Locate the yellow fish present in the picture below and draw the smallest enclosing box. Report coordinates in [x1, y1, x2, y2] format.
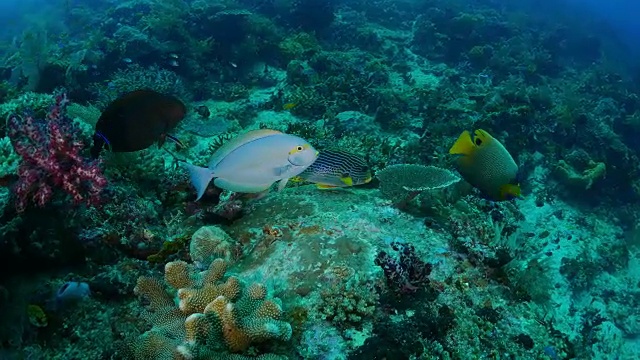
[449, 129, 521, 201]
[283, 102, 297, 110]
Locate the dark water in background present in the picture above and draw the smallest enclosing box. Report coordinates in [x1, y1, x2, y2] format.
[565, 0, 640, 48]
[1, 0, 638, 57]
[502, 0, 640, 60]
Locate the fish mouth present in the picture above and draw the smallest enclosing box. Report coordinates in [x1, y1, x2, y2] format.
[288, 157, 308, 167]
[288, 159, 304, 167]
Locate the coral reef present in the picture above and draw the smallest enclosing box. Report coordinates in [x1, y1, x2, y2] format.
[555, 159, 606, 190]
[1, 0, 640, 359]
[130, 257, 291, 358]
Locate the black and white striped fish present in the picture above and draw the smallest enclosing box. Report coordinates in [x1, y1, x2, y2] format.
[298, 149, 372, 188]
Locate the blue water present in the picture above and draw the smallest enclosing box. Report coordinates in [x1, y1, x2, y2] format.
[0, 0, 639, 359]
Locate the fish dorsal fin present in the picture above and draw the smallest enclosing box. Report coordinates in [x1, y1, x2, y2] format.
[449, 130, 476, 156]
[208, 129, 282, 168]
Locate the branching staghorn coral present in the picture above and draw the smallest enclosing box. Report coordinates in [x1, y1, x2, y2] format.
[131, 258, 291, 359]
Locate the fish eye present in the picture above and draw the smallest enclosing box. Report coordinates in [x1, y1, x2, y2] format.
[475, 138, 483, 146]
[296, 145, 304, 151]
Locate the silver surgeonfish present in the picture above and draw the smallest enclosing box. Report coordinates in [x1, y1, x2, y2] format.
[182, 129, 318, 200]
[298, 149, 372, 188]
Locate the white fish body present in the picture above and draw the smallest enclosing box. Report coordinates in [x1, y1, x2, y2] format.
[183, 129, 317, 200]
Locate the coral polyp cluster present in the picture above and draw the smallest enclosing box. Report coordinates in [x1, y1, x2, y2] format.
[132, 258, 291, 359]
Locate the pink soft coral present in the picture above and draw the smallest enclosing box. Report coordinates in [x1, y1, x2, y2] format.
[7, 93, 107, 211]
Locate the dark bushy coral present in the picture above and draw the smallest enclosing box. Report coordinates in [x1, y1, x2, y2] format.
[374, 240, 432, 294]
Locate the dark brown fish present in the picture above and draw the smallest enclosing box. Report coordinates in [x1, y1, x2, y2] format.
[90, 89, 186, 158]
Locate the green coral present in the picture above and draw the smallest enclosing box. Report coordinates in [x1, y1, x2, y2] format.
[0, 136, 19, 217]
[89, 64, 190, 108]
[146, 233, 190, 264]
[317, 276, 378, 328]
[0, 136, 19, 177]
[278, 32, 320, 61]
[26, 304, 48, 328]
[555, 159, 606, 190]
[0, 92, 55, 130]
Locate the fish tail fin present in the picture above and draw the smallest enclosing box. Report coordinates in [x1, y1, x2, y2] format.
[499, 183, 522, 200]
[182, 162, 214, 201]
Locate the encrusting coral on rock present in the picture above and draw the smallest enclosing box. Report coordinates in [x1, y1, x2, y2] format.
[190, 225, 239, 269]
[554, 159, 606, 190]
[130, 258, 291, 359]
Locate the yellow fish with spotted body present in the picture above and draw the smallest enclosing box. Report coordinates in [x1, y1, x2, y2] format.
[449, 129, 521, 201]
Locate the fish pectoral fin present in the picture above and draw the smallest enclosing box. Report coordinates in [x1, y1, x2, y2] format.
[277, 178, 290, 192]
[157, 134, 166, 148]
[340, 176, 353, 186]
[164, 134, 185, 148]
[274, 164, 292, 177]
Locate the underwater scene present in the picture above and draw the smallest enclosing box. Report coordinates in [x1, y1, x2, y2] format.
[0, 0, 639, 359]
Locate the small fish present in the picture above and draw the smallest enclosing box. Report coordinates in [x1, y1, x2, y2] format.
[168, 60, 179, 67]
[229, 62, 237, 68]
[182, 129, 318, 200]
[122, 58, 132, 64]
[283, 102, 297, 110]
[169, 53, 179, 59]
[90, 89, 186, 158]
[299, 149, 372, 189]
[449, 129, 521, 201]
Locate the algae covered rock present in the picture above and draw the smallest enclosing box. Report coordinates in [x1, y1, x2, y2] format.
[554, 159, 605, 190]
